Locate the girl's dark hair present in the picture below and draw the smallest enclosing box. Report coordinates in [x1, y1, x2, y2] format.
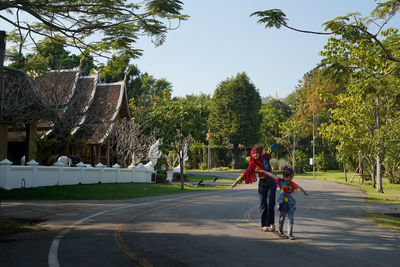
[283, 165, 294, 178]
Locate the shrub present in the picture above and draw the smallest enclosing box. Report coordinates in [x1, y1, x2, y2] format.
[172, 172, 188, 182]
[278, 158, 288, 169]
[155, 171, 167, 183]
[270, 158, 279, 170]
[286, 150, 309, 174]
[211, 167, 229, 171]
[199, 162, 207, 170]
[238, 154, 249, 169]
[316, 152, 328, 172]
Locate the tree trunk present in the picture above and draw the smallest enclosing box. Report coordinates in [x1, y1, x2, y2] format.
[292, 134, 296, 171]
[26, 124, 37, 162]
[376, 154, 383, 193]
[374, 97, 383, 193]
[180, 149, 184, 190]
[0, 32, 6, 161]
[358, 152, 364, 184]
[231, 144, 239, 169]
[343, 159, 347, 182]
[0, 124, 7, 161]
[370, 161, 376, 188]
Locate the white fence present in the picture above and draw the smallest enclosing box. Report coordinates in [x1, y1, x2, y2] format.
[0, 159, 155, 190]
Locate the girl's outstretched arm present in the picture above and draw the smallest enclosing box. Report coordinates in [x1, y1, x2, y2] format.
[297, 184, 309, 196]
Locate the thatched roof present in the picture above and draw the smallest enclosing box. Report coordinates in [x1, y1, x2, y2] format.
[33, 68, 130, 145]
[0, 66, 48, 125]
[75, 81, 130, 144]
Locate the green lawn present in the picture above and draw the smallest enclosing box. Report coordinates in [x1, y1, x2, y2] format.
[363, 213, 400, 232]
[187, 168, 244, 172]
[295, 170, 400, 203]
[0, 182, 229, 201]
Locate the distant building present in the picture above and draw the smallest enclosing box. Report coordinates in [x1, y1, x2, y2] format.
[3, 65, 131, 166]
[261, 92, 284, 103]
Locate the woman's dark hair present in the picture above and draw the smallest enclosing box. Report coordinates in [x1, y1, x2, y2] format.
[283, 165, 294, 178]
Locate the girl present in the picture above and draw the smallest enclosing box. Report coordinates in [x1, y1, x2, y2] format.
[258, 165, 309, 240]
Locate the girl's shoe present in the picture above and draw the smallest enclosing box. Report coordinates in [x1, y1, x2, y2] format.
[261, 226, 269, 232]
[289, 235, 296, 240]
[278, 231, 287, 238]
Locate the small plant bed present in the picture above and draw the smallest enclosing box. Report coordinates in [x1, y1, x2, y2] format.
[0, 217, 46, 241]
[295, 171, 400, 203]
[363, 213, 400, 232]
[186, 174, 235, 183]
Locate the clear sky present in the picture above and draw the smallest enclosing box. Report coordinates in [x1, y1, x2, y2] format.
[133, 0, 396, 99]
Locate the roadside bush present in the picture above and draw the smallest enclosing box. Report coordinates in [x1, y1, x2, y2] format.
[238, 154, 249, 169]
[173, 172, 188, 182]
[270, 158, 279, 170]
[199, 162, 207, 170]
[384, 156, 400, 184]
[211, 167, 229, 171]
[278, 158, 288, 169]
[156, 171, 167, 183]
[286, 150, 309, 173]
[316, 152, 328, 171]
[187, 144, 232, 169]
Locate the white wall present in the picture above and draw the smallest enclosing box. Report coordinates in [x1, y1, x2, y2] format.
[0, 160, 154, 190]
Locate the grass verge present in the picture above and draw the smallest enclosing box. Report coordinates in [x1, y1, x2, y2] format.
[0, 182, 229, 201]
[0, 218, 45, 240]
[295, 170, 400, 203]
[363, 213, 400, 232]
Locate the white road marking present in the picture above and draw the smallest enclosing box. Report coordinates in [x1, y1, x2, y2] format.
[47, 193, 213, 267]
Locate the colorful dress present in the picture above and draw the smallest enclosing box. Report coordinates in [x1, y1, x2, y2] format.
[276, 177, 298, 212]
[261, 142, 278, 172]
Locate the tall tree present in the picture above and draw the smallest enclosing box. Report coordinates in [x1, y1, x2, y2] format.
[139, 91, 209, 189]
[7, 35, 95, 75]
[2, 0, 188, 61]
[134, 74, 173, 107]
[108, 120, 156, 167]
[318, 19, 400, 192]
[259, 99, 291, 148]
[128, 73, 173, 121]
[97, 52, 134, 83]
[251, 0, 400, 192]
[208, 72, 262, 169]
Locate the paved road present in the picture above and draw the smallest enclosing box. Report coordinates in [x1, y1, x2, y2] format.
[1, 174, 399, 267]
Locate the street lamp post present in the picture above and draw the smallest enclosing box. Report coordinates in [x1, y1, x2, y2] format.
[312, 113, 315, 179]
[207, 143, 210, 170]
[206, 130, 211, 170]
[292, 133, 295, 171]
[289, 105, 315, 178]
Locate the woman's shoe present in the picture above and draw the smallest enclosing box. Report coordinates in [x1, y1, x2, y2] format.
[270, 224, 275, 232]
